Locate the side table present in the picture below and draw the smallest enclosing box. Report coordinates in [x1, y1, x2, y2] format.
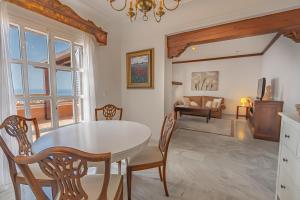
[236, 106, 249, 119]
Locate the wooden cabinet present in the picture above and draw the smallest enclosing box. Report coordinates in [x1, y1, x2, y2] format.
[248, 100, 283, 142]
[276, 113, 300, 200]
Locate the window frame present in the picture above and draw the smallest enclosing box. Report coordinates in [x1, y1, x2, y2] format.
[9, 22, 84, 134]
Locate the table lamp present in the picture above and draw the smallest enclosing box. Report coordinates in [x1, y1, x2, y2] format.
[240, 97, 248, 106]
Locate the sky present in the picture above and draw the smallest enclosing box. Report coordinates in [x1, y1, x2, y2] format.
[131, 55, 149, 65]
[9, 26, 74, 96]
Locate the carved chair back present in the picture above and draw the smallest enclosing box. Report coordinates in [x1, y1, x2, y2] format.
[158, 112, 176, 162]
[14, 147, 112, 200]
[95, 104, 123, 121]
[0, 115, 40, 183]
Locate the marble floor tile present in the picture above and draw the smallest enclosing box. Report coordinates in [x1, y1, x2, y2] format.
[127, 117, 278, 200]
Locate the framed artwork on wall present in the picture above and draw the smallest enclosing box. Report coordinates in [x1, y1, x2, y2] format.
[191, 71, 219, 91]
[126, 48, 154, 89]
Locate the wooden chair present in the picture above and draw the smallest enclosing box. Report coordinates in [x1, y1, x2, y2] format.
[95, 104, 123, 174]
[126, 112, 176, 200]
[95, 104, 123, 121]
[14, 147, 123, 200]
[0, 115, 57, 200]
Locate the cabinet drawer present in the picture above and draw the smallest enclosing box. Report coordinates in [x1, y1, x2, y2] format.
[281, 122, 300, 156]
[280, 145, 300, 189]
[277, 169, 300, 200]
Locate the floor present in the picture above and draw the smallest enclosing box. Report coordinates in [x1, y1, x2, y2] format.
[128, 116, 279, 200]
[0, 116, 279, 200]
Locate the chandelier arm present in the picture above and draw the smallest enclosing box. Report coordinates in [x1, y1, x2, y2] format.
[163, 0, 181, 11]
[109, 0, 128, 11]
[134, 4, 138, 20]
[153, 7, 162, 23]
[130, 3, 138, 22]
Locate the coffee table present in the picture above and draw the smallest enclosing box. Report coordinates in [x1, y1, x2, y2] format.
[174, 105, 212, 123]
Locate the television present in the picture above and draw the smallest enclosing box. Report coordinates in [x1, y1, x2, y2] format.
[257, 78, 266, 101]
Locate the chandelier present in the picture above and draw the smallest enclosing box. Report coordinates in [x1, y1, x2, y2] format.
[107, 0, 182, 22]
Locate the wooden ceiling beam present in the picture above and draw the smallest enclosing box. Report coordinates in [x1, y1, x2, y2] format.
[167, 8, 300, 58]
[6, 0, 107, 45]
[172, 33, 282, 64]
[282, 26, 300, 43]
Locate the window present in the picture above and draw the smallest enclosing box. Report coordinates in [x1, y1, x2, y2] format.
[9, 24, 84, 135]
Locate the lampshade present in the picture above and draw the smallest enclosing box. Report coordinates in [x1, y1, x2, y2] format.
[240, 97, 248, 106]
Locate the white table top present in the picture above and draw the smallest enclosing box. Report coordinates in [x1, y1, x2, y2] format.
[32, 121, 151, 162]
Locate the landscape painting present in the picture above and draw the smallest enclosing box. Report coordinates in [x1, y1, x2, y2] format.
[126, 48, 154, 89]
[191, 71, 219, 91]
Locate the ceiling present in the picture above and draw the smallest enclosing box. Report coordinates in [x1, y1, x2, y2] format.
[172, 34, 277, 62]
[60, 0, 300, 30]
[60, 0, 193, 26]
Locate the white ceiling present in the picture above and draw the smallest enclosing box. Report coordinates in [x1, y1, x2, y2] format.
[60, 0, 193, 27]
[60, 0, 300, 31]
[172, 34, 277, 62]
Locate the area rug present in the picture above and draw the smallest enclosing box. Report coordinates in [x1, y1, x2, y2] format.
[176, 115, 234, 137]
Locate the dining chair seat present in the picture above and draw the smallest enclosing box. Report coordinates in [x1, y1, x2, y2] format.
[79, 174, 123, 200]
[126, 112, 176, 200]
[127, 146, 163, 166]
[16, 163, 52, 181]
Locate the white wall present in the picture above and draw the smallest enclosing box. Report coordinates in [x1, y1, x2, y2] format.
[261, 37, 300, 115]
[121, 33, 166, 140]
[94, 28, 122, 107]
[172, 57, 262, 114]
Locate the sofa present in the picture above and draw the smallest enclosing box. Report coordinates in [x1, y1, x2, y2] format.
[175, 96, 226, 119]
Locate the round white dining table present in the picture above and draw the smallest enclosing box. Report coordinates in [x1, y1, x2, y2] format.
[32, 121, 152, 162]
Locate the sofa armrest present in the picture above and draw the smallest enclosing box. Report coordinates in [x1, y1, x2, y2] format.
[174, 100, 183, 107]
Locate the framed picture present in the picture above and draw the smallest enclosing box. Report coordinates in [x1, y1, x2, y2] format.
[126, 48, 154, 89]
[191, 71, 219, 91]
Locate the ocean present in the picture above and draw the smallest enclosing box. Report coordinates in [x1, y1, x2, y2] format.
[15, 89, 73, 96]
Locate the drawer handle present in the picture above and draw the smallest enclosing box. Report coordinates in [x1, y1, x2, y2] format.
[285, 134, 290, 139]
[281, 185, 286, 190]
[283, 158, 288, 162]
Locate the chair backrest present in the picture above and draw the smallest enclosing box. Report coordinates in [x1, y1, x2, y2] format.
[14, 147, 111, 200]
[159, 112, 176, 161]
[95, 104, 123, 121]
[0, 115, 40, 182]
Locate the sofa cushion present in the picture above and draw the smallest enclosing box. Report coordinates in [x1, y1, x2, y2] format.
[212, 98, 222, 109]
[205, 101, 212, 108]
[185, 96, 202, 106]
[183, 97, 191, 106]
[190, 101, 199, 106]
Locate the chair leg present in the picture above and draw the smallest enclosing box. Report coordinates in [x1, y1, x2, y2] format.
[13, 182, 21, 200]
[118, 160, 122, 175]
[126, 168, 132, 200]
[51, 182, 58, 199]
[162, 164, 169, 197]
[120, 184, 124, 200]
[158, 166, 163, 182]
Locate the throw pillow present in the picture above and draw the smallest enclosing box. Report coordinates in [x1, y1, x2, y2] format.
[190, 101, 199, 106]
[183, 97, 191, 106]
[212, 98, 222, 109]
[205, 101, 212, 108]
[212, 101, 218, 108]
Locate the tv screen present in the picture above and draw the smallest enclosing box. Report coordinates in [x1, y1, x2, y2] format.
[257, 78, 266, 100]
